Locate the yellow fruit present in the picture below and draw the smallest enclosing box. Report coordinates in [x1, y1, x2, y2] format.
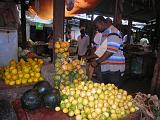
[6, 74, 12, 79]
[33, 78, 39, 82]
[62, 108, 68, 113]
[39, 76, 44, 81]
[9, 59, 17, 65]
[21, 79, 28, 84]
[38, 59, 44, 65]
[9, 81, 15, 86]
[23, 67, 30, 73]
[76, 115, 82, 120]
[34, 58, 38, 62]
[55, 107, 61, 112]
[16, 79, 21, 85]
[18, 73, 23, 78]
[35, 67, 40, 72]
[68, 111, 74, 117]
[30, 72, 35, 77]
[28, 79, 33, 83]
[5, 80, 10, 85]
[35, 73, 40, 78]
[79, 68, 84, 74]
[24, 74, 30, 79]
[11, 69, 18, 74]
[130, 107, 136, 113]
[74, 109, 81, 115]
[12, 75, 18, 80]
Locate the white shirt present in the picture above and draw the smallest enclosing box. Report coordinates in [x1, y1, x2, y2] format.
[140, 38, 149, 47]
[77, 34, 89, 56]
[123, 35, 134, 44]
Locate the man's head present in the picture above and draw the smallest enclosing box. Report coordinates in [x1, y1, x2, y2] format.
[94, 16, 106, 33]
[105, 17, 112, 28]
[80, 28, 86, 35]
[94, 16, 113, 33]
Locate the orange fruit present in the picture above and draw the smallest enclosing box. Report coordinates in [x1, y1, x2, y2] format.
[12, 75, 18, 80]
[55, 42, 61, 49]
[6, 74, 12, 79]
[67, 64, 73, 71]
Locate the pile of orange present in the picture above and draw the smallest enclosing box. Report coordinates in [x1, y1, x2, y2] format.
[55, 41, 70, 54]
[3, 58, 44, 86]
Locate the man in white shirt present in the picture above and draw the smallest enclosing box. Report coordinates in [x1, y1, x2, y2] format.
[77, 28, 90, 60]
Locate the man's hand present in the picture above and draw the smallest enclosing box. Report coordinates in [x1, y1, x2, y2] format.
[91, 61, 98, 67]
[86, 54, 98, 60]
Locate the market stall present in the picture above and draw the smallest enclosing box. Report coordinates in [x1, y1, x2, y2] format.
[0, 0, 160, 120]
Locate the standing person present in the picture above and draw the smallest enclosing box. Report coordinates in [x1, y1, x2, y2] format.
[87, 31, 102, 80]
[123, 30, 134, 44]
[87, 16, 125, 87]
[77, 27, 90, 60]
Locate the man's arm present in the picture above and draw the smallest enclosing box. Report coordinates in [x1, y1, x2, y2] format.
[91, 51, 113, 67]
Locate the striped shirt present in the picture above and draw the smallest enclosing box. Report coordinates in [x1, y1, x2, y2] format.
[95, 25, 125, 72]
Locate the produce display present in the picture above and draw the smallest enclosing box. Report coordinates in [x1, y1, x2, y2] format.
[56, 80, 139, 120]
[53, 41, 88, 89]
[3, 58, 44, 86]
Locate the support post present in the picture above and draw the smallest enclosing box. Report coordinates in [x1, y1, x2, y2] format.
[127, 20, 132, 44]
[21, 0, 27, 48]
[53, 0, 65, 64]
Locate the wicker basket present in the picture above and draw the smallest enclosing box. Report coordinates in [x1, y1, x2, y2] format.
[0, 80, 33, 102]
[121, 110, 141, 120]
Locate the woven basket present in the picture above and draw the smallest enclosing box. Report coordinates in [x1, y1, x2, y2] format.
[0, 80, 33, 102]
[121, 110, 141, 120]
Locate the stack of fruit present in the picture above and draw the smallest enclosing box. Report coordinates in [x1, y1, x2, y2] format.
[55, 80, 139, 120]
[3, 58, 44, 86]
[53, 41, 88, 89]
[55, 41, 70, 60]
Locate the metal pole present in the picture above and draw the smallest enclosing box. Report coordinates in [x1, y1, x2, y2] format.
[21, 0, 27, 49]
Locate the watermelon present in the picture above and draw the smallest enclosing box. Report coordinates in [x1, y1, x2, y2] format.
[21, 89, 41, 110]
[43, 88, 60, 109]
[33, 81, 52, 96]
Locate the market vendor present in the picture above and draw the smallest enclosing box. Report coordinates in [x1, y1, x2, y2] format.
[87, 16, 125, 87]
[77, 27, 90, 60]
